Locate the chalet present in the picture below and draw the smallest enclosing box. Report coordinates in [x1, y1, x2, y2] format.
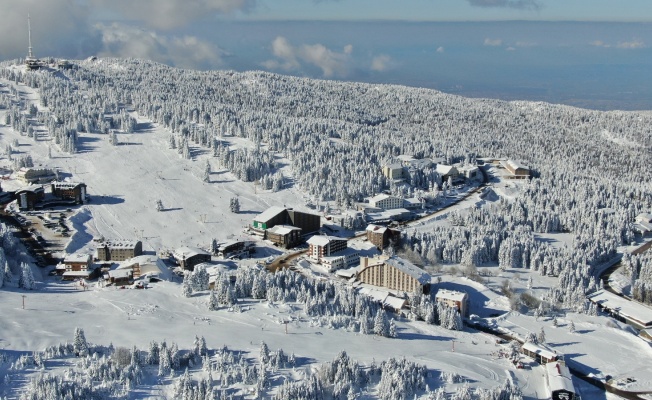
[435, 289, 469, 317]
[501, 160, 530, 179]
[16, 167, 57, 184]
[265, 225, 302, 249]
[366, 224, 401, 250]
[15, 186, 45, 210]
[173, 246, 211, 271]
[107, 269, 133, 285]
[521, 342, 558, 365]
[118, 255, 166, 281]
[62, 253, 98, 281]
[435, 164, 459, 182]
[96, 240, 143, 262]
[368, 194, 403, 210]
[357, 255, 431, 294]
[50, 182, 87, 204]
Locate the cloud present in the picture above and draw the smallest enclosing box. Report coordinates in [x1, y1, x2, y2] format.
[506, 46, 516, 51]
[617, 40, 645, 49]
[97, 23, 223, 69]
[436, 46, 445, 53]
[371, 55, 392, 72]
[484, 38, 503, 46]
[467, 0, 541, 9]
[263, 36, 352, 78]
[591, 39, 645, 49]
[90, 0, 256, 30]
[0, 0, 103, 61]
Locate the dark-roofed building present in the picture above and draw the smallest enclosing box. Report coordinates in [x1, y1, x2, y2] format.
[252, 206, 320, 238]
[266, 225, 302, 249]
[15, 185, 45, 210]
[366, 224, 401, 250]
[51, 182, 87, 204]
[173, 246, 211, 271]
[357, 255, 431, 294]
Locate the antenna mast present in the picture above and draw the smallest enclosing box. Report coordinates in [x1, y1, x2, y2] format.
[27, 14, 34, 60]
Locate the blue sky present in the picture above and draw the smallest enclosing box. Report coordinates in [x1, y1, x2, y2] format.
[242, 0, 652, 22]
[1, 0, 651, 110]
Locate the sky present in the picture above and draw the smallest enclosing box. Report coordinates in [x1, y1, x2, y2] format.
[1, 0, 651, 110]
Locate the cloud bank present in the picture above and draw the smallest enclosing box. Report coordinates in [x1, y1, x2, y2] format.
[262, 36, 353, 78]
[467, 0, 541, 10]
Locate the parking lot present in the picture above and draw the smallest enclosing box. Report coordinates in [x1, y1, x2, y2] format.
[1, 208, 75, 267]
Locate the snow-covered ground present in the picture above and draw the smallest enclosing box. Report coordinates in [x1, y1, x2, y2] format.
[0, 75, 642, 399]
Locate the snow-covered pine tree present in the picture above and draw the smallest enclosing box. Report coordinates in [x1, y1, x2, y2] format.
[230, 197, 240, 213]
[73, 327, 89, 357]
[19, 262, 35, 290]
[156, 199, 164, 212]
[147, 341, 160, 365]
[208, 290, 219, 311]
[389, 318, 398, 338]
[537, 327, 546, 344]
[182, 273, 193, 297]
[373, 308, 390, 337]
[569, 320, 576, 333]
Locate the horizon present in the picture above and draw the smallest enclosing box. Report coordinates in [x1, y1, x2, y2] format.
[2, 2, 651, 111]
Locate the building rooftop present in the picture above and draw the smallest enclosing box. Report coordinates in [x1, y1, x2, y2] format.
[173, 246, 210, 260]
[522, 342, 557, 361]
[545, 362, 575, 394]
[369, 193, 393, 203]
[366, 224, 388, 234]
[385, 256, 431, 284]
[253, 206, 287, 223]
[502, 159, 529, 171]
[52, 182, 85, 189]
[64, 253, 92, 263]
[267, 225, 301, 235]
[99, 239, 141, 249]
[307, 235, 347, 246]
[435, 289, 468, 303]
[587, 290, 652, 327]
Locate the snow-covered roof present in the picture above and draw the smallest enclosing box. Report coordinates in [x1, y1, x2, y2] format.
[384, 256, 431, 284]
[64, 253, 92, 264]
[587, 290, 652, 327]
[267, 225, 301, 235]
[384, 296, 407, 310]
[108, 269, 132, 279]
[98, 239, 141, 249]
[253, 206, 287, 223]
[366, 224, 387, 233]
[384, 162, 403, 170]
[173, 246, 210, 260]
[635, 220, 652, 233]
[62, 270, 92, 277]
[636, 213, 652, 223]
[436, 164, 456, 175]
[369, 193, 393, 203]
[545, 362, 575, 395]
[52, 182, 85, 189]
[435, 289, 468, 303]
[307, 235, 346, 246]
[521, 342, 557, 361]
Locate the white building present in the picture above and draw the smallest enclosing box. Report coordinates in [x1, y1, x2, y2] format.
[435, 289, 469, 317]
[368, 194, 403, 210]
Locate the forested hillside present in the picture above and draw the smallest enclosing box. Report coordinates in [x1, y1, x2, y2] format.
[1, 58, 651, 306]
